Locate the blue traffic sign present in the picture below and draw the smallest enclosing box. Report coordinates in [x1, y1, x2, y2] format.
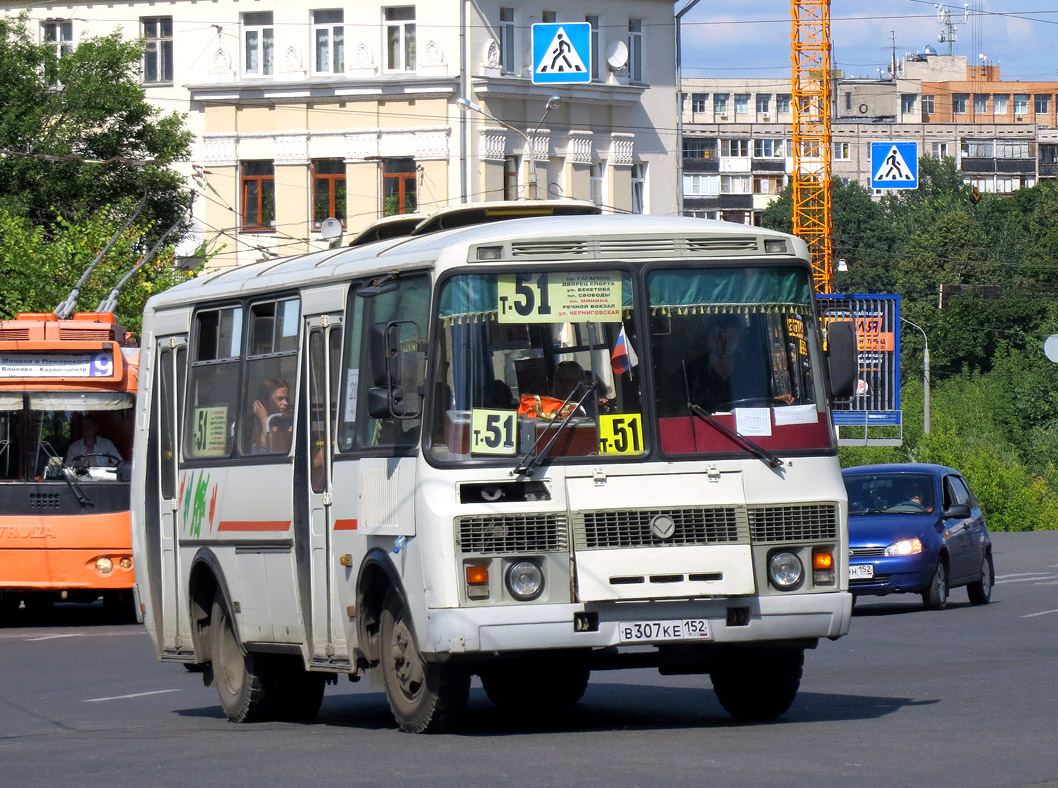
[532, 23, 592, 85]
[870, 141, 918, 189]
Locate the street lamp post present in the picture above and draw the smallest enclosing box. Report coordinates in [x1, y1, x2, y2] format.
[457, 95, 560, 200]
[901, 317, 930, 435]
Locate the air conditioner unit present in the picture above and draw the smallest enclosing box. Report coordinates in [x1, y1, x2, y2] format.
[1015, 114, 1024, 121]
[761, 113, 770, 120]
[719, 113, 728, 120]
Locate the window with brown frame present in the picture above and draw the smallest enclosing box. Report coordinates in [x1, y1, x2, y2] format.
[382, 158, 417, 216]
[312, 159, 347, 227]
[241, 161, 275, 231]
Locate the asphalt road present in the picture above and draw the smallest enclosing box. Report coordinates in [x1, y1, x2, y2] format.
[2, 531, 1057, 788]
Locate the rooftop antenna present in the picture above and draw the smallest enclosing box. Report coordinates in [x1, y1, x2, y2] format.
[935, 3, 968, 57]
[54, 191, 148, 318]
[96, 211, 186, 314]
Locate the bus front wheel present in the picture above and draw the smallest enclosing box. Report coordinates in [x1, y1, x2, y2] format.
[710, 646, 804, 721]
[379, 589, 469, 733]
[209, 593, 274, 723]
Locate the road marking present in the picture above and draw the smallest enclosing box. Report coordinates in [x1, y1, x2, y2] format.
[25, 634, 85, 642]
[995, 575, 1057, 585]
[1022, 609, 1058, 618]
[996, 572, 1050, 579]
[84, 689, 182, 703]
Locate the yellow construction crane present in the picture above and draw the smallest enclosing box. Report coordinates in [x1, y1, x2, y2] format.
[790, 0, 833, 293]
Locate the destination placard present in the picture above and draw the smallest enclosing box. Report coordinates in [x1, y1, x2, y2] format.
[0, 350, 114, 379]
[496, 272, 622, 323]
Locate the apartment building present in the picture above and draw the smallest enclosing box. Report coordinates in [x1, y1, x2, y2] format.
[682, 52, 1058, 224]
[5, 1, 678, 268]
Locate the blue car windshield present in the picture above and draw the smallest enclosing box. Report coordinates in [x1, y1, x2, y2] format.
[845, 473, 936, 514]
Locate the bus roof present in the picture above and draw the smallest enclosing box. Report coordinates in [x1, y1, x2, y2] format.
[145, 214, 809, 312]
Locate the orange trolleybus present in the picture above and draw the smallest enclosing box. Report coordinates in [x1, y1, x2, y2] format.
[0, 311, 138, 619]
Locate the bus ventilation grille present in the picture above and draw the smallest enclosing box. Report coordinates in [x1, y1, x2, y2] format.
[59, 328, 115, 341]
[28, 493, 62, 510]
[748, 504, 838, 543]
[574, 507, 745, 550]
[457, 513, 568, 555]
[0, 328, 31, 341]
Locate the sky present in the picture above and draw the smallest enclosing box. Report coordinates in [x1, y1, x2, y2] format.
[679, 1, 1058, 83]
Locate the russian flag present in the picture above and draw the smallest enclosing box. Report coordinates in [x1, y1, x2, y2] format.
[611, 326, 639, 375]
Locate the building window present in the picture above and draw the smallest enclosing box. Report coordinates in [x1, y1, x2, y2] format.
[974, 94, 988, 113]
[585, 15, 599, 81]
[499, 8, 515, 75]
[542, 11, 557, 23]
[993, 94, 1008, 114]
[756, 95, 771, 115]
[734, 94, 749, 114]
[1041, 145, 1058, 164]
[242, 161, 276, 230]
[627, 19, 643, 83]
[1014, 94, 1028, 115]
[932, 142, 951, 158]
[753, 138, 785, 158]
[242, 13, 274, 76]
[714, 94, 729, 117]
[1035, 95, 1050, 114]
[503, 155, 520, 201]
[691, 93, 707, 113]
[312, 159, 346, 227]
[900, 94, 916, 114]
[962, 140, 994, 158]
[996, 141, 1029, 158]
[589, 162, 605, 206]
[753, 175, 784, 195]
[42, 19, 73, 62]
[833, 141, 851, 160]
[382, 158, 417, 215]
[776, 94, 791, 113]
[921, 95, 935, 115]
[682, 137, 715, 159]
[952, 94, 967, 114]
[683, 174, 718, 196]
[313, 10, 345, 74]
[384, 7, 415, 72]
[720, 139, 750, 157]
[631, 162, 645, 214]
[142, 17, 173, 84]
[720, 175, 751, 194]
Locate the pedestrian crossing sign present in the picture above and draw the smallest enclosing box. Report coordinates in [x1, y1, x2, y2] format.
[532, 23, 592, 84]
[870, 141, 919, 189]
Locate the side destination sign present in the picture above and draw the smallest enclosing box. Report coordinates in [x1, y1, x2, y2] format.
[0, 349, 115, 379]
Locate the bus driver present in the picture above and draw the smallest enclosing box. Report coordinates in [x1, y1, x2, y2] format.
[66, 413, 123, 467]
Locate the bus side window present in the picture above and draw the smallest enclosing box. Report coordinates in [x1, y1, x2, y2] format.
[240, 297, 300, 456]
[355, 275, 430, 449]
[186, 306, 243, 459]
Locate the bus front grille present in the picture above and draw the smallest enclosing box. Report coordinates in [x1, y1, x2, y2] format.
[573, 507, 746, 550]
[748, 504, 839, 543]
[457, 513, 569, 555]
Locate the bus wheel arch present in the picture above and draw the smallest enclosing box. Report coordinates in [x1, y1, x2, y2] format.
[355, 549, 407, 666]
[188, 549, 235, 667]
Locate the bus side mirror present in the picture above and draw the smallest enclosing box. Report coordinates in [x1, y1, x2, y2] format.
[367, 386, 408, 419]
[826, 321, 857, 398]
[369, 321, 402, 387]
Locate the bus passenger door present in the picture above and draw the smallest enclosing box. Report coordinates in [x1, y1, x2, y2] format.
[299, 316, 344, 662]
[154, 339, 191, 652]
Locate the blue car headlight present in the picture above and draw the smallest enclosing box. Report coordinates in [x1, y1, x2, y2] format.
[884, 538, 923, 557]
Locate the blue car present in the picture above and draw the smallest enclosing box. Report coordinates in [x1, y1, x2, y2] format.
[842, 463, 994, 609]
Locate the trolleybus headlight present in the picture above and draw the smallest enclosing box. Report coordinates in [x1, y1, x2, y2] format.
[767, 550, 804, 591]
[505, 560, 544, 601]
[95, 556, 114, 574]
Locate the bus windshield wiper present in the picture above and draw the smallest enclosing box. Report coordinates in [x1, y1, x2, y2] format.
[687, 403, 783, 469]
[61, 466, 95, 508]
[512, 381, 596, 477]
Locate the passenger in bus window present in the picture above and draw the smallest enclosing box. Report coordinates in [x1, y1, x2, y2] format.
[66, 414, 123, 467]
[252, 377, 292, 453]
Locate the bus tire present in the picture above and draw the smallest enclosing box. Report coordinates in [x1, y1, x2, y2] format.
[710, 647, 804, 721]
[379, 589, 469, 733]
[209, 593, 274, 723]
[480, 661, 590, 709]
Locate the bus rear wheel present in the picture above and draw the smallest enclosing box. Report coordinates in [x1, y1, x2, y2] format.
[710, 646, 804, 721]
[209, 593, 274, 723]
[379, 589, 469, 733]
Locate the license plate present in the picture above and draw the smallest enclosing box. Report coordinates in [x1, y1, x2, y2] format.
[617, 619, 711, 643]
[849, 564, 875, 580]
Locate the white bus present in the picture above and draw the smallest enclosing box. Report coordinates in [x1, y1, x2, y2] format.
[132, 205, 857, 733]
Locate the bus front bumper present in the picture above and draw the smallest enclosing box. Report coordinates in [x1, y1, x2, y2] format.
[421, 591, 852, 657]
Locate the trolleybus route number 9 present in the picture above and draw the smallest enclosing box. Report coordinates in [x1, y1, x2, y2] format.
[619, 619, 711, 642]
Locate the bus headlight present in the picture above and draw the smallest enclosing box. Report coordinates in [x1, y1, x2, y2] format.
[505, 560, 544, 601]
[95, 556, 114, 574]
[767, 550, 804, 591]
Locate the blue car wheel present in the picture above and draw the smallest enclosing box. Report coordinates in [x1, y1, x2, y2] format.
[922, 560, 948, 610]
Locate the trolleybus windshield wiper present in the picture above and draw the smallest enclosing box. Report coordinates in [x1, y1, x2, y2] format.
[687, 403, 783, 469]
[512, 381, 597, 478]
[61, 466, 95, 508]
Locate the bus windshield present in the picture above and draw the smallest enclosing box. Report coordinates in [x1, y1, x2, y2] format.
[429, 270, 645, 462]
